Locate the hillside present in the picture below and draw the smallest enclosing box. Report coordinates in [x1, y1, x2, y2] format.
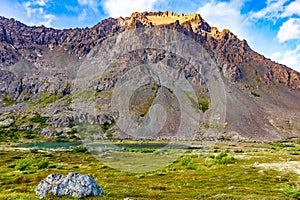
[0, 11, 300, 142]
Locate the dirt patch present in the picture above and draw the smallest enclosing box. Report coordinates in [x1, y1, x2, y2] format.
[256, 161, 300, 174]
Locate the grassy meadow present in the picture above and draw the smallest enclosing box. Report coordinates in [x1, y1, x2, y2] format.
[0, 140, 299, 199]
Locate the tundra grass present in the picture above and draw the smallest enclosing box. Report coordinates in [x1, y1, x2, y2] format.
[0, 142, 299, 200]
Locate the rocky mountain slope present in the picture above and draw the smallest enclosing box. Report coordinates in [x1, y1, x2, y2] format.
[0, 11, 299, 142]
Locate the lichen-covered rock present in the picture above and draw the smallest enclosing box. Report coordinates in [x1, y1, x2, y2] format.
[35, 173, 103, 199]
[38, 128, 55, 137]
[0, 118, 14, 127]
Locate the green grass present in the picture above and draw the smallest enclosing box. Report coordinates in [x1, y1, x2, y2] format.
[15, 157, 34, 171]
[1, 96, 15, 107]
[37, 158, 49, 169]
[37, 93, 63, 106]
[29, 113, 49, 124]
[281, 184, 300, 199]
[0, 140, 299, 199]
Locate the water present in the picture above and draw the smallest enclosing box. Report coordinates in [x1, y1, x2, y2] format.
[19, 142, 188, 150]
[20, 142, 83, 149]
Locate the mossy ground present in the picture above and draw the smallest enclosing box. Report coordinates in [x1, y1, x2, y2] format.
[0, 140, 299, 199]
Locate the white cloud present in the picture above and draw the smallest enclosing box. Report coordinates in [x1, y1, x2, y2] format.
[197, 0, 248, 39]
[35, 0, 48, 6]
[248, 0, 288, 20]
[281, 0, 300, 17]
[248, 0, 300, 20]
[101, 0, 159, 18]
[21, 0, 56, 27]
[43, 14, 56, 27]
[23, 2, 44, 17]
[277, 18, 300, 42]
[78, 9, 88, 21]
[272, 45, 300, 72]
[78, 0, 99, 11]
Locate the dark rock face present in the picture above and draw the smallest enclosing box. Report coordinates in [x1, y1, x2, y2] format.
[35, 173, 104, 199]
[0, 11, 300, 141]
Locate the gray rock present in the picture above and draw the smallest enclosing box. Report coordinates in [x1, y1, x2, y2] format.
[38, 128, 54, 137]
[35, 172, 103, 199]
[46, 113, 75, 128]
[35, 174, 64, 199]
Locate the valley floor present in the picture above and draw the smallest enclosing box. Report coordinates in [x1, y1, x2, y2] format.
[0, 140, 300, 199]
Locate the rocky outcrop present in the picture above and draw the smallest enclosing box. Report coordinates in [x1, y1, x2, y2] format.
[35, 172, 103, 199]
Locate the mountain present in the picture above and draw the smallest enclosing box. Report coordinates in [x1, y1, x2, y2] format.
[0, 11, 300, 142]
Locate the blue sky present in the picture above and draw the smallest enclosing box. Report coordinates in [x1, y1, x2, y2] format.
[0, 0, 300, 72]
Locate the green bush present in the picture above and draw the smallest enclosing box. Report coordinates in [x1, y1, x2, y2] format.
[72, 145, 88, 153]
[100, 120, 115, 133]
[213, 151, 235, 165]
[37, 158, 49, 169]
[15, 157, 34, 171]
[281, 184, 300, 199]
[233, 149, 244, 153]
[251, 91, 261, 97]
[199, 98, 209, 112]
[179, 156, 193, 166]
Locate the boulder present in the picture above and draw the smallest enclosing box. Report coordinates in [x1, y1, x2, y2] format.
[38, 128, 55, 137]
[35, 172, 103, 199]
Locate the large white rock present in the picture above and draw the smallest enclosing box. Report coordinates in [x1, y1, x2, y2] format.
[35, 172, 103, 199]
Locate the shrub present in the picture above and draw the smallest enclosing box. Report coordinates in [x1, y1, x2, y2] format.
[72, 145, 88, 153]
[37, 158, 49, 169]
[199, 98, 209, 112]
[251, 91, 261, 97]
[213, 151, 235, 165]
[281, 184, 300, 199]
[15, 157, 34, 171]
[100, 120, 115, 133]
[179, 156, 193, 166]
[233, 149, 244, 153]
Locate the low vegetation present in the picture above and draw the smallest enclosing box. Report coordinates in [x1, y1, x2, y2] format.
[1, 96, 15, 107]
[251, 91, 261, 97]
[198, 98, 210, 112]
[281, 184, 300, 199]
[0, 140, 299, 199]
[29, 113, 49, 124]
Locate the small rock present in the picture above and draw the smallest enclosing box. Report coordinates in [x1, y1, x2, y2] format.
[0, 118, 14, 127]
[258, 170, 264, 175]
[228, 186, 234, 190]
[287, 158, 292, 161]
[35, 172, 103, 199]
